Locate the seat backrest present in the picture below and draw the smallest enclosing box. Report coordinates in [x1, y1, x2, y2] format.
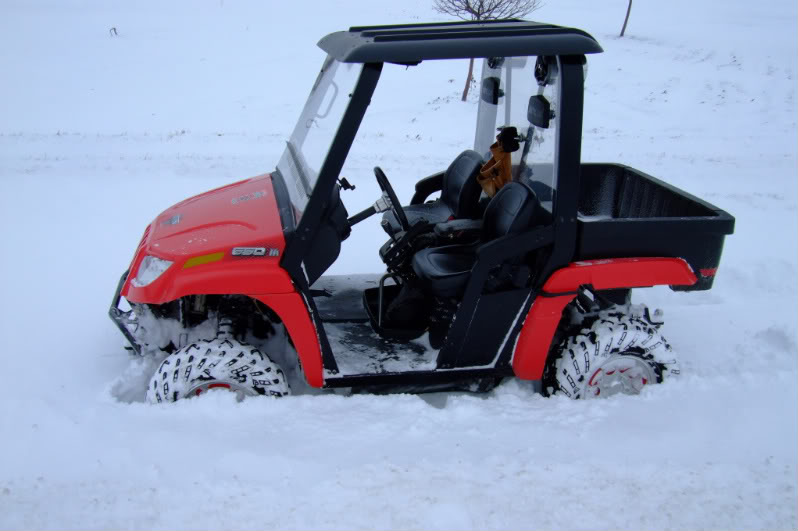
[441, 150, 484, 219]
[481, 181, 540, 242]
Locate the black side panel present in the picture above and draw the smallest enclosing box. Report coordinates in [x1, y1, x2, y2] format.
[324, 367, 514, 390]
[454, 288, 530, 367]
[436, 226, 554, 368]
[304, 225, 342, 285]
[303, 185, 350, 285]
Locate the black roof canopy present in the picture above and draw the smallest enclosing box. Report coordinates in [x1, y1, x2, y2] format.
[318, 19, 603, 64]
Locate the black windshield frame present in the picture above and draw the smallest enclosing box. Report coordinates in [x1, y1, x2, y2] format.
[280, 62, 384, 285]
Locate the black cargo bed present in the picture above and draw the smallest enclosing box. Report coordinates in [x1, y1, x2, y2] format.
[575, 163, 735, 290]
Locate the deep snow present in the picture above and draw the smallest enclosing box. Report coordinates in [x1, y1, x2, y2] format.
[0, 0, 796, 529]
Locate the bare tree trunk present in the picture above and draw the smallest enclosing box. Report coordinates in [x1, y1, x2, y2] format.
[620, 0, 632, 37]
[461, 57, 475, 101]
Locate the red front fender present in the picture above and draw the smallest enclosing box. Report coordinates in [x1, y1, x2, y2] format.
[512, 257, 697, 380]
[249, 292, 325, 388]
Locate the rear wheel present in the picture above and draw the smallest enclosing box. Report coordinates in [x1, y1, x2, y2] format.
[146, 337, 289, 403]
[543, 307, 679, 399]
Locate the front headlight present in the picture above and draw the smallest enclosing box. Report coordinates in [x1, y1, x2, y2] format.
[131, 255, 173, 287]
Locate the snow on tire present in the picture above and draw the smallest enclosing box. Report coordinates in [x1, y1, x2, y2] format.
[544, 307, 679, 399]
[146, 337, 289, 403]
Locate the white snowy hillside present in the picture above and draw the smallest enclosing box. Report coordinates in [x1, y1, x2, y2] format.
[0, 0, 796, 528]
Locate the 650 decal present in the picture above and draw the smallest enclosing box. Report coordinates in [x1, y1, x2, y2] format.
[231, 247, 279, 257]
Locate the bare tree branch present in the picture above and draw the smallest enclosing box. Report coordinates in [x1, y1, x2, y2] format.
[433, 0, 543, 22]
[432, 0, 544, 100]
[620, 0, 633, 37]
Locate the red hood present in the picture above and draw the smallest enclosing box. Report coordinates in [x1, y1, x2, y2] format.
[122, 173, 294, 302]
[144, 173, 284, 260]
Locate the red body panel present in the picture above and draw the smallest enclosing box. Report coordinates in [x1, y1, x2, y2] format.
[121, 173, 328, 387]
[512, 257, 698, 380]
[250, 293, 325, 388]
[123, 174, 293, 304]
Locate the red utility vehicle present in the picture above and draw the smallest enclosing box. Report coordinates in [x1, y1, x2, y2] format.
[110, 20, 734, 401]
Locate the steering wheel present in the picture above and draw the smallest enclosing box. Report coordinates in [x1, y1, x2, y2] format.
[374, 166, 410, 232]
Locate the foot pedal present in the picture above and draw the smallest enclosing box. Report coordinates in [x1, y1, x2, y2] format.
[310, 289, 332, 298]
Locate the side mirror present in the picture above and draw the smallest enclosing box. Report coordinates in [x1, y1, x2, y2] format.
[528, 95, 553, 129]
[481, 77, 503, 105]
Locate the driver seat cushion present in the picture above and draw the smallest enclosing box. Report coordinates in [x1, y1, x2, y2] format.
[411, 243, 478, 298]
[382, 150, 484, 233]
[411, 181, 539, 298]
[396, 201, 454, 230]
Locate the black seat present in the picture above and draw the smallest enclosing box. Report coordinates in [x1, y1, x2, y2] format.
[411, 182, 539, 298]
[382, 150, 484, 234]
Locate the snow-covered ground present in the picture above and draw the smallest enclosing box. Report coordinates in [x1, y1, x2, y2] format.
[1, 0, 796, 528]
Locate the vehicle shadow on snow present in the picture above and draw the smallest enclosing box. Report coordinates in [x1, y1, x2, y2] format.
[106, 351, 550, 407]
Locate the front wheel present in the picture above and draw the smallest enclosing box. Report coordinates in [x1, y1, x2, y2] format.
[146, 337, 289, 403]
[543, 307, 679, 399]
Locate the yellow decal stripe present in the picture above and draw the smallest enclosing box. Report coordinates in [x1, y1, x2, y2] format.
[183, 252, 225, 269]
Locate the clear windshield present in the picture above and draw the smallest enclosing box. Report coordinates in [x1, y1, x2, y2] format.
[276, 57, 363, 221]
[474, 55, 559, 211]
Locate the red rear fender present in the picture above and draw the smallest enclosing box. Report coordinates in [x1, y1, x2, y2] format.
[512, 258, 697, 380]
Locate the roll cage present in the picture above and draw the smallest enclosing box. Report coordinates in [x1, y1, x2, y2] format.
[279, 20, 603, 293]
[265, 20, 606, 383]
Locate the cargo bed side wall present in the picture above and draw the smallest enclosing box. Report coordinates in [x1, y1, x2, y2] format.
[574, 163, 734, 291]
[578, 164, 717, 219]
